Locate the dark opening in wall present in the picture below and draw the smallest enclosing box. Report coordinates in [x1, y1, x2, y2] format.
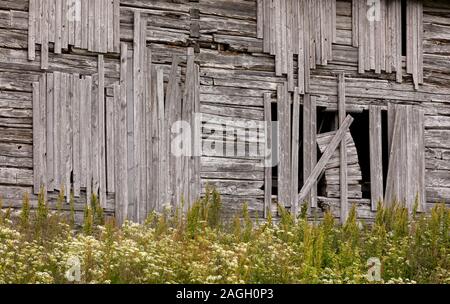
[271, 101, 278, 197]
[350, 111, 371, 199]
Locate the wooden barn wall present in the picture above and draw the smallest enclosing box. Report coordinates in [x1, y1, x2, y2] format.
[0, 0, 449, 222]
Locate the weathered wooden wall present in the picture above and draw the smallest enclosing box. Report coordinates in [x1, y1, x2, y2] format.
[0, 0, 449, 222]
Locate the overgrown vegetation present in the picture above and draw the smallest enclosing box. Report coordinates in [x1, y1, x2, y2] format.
[0, 186, 449, 284]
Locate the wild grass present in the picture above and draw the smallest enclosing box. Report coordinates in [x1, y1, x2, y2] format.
[0, 187, 448, 284]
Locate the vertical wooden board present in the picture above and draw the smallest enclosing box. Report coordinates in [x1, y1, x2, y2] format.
[32, 81, 40, 194]
[36, 0, 42, 44]
[81, 0, 88, 49]
[384, 105, 400, 205]
[369, 105, 383, 210]
[79, 76, 87, 188]
[290, 88, 300, 213]
[145, 48, 154, 212]
[150, 65, 160, 212]
[46, 72, 54, 191]
[132, 11, 141, 220]
[100, 0, 107, 53]
[74, 0, 81, 47]
[61, 0, 69, 49]
[67, 0, 74, 46]
[310, 95, 317, 208]
[41, 0, 48, 70]
[106, 95, 115, 193]
[357, 0, 365, 73]
[156, 66, 166, 210]
[28, 0, 36, 60]
[257, 0, 263, 39]
[269, 0, 275, 55]
[107, 0, 114, 53]
[303, 93, 311, 206]
[417, 108, 425, 211]
[417, 2, 423, 84]
[338, 73, 348, 223]
[119, 43, 129, 222]
[91, 74, 99, 196]
[48, 0, 55, 43]
[280, 0, 287, 74]
[139, 19, 147, 221]
[274, 0, 282, 75]
[193, 64, 201, 204]
[88, 0, 95, 52]
[53, 71, 61, 190]
[352, 0, 359, 47]
[94, 0, 101, 52]
[263, 93, 272, 217]
[73, 74, 80, 197]
[98, 55, 106, 207]
[297, 0, 305, 94]
[59, 74, 67, 195]
[86, 75, 92, 204]
[263, 0, 270, 52]
[66, 74, 73, 201]
[113, 0, 120, 53]
[286, 0, 294, 91]
[291, 0, 299, 55]
[277, 84, 291, 207]
[55, 0, 62, 53]
[39, 75, 47, 196]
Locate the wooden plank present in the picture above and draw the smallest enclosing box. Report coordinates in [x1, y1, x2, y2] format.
[257, 0, 263, 39]
[41, 0, 48, 69]
[68, 0, 74, 46]
[62, 0, 69, 50]
[39, 75, 47, 196]
[32, 81, 40, 194]
[298, 115, 354, 205]
[290, 88, 300, 214]
[88, 0, 94, 52]
[81, 0, 88, 49]
[286, 0, 294, 91]
[107, 0, 114, 53]
[156, 66, 166, 211]
[46, 72, 54, 191]
[303, 93, 311, 207]
[79, 76, 86, 189]
[106, 95, 115, 193]
[166, 55, 181, 207]
[139, 20, 147, 222]
[264, 92, 272, 218]
[49, 0, 56, 43]
[85, 75, 92, 204]
[274, 0, 282, 75]
[280, 0, 287, 74]
[369, 105, 383, 210]
[338, 73, 348, 223]
[133, 11, 141, 220]
[113, 0, 120, 53]
[74, 0, 81, 47]
[28, 0, 36, 60]
[72, 74, 80, 197]
[150, 65, 160, 211]
[53, 71, 61, 190]
[91, 74, 99, 196]
[65, 74, 73, 201]
[145, 48, 153, 212]
[277, 84, 291, 207]
[118, 43, 129, 223]
[297, 0, 305, 94]
[100, 0, 107, 53]
[55, 0, 62, 53]
[417, 108, 425, 211]
[384, 105, 402, 205]
[262, 0, 270, 53]
[98, 55, 106, 207]
[310, 94, 317, 208]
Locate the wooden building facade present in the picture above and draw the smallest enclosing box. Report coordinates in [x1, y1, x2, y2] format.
[0, 0, 449, 223]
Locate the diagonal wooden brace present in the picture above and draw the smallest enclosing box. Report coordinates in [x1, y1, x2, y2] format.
[297, 114, 354, 207]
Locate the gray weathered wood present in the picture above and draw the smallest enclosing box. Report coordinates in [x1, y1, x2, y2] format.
[369, 105, 383, 210]
[338, 73, 348, 223]
[298, 115, 354, 205]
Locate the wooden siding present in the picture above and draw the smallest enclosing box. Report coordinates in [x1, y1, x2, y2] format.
[0, 0, 449, 223]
